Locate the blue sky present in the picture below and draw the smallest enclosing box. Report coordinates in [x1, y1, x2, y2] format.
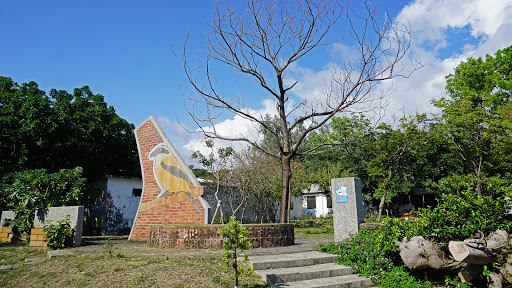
[2, 0, 512, 163]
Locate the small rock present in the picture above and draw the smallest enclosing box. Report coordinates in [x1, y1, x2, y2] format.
[0, 265, 13, 273]
[47, 250, 75, 259]
[24, 258, 43, 265]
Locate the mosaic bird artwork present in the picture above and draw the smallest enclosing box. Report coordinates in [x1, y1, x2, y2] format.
[139, 143, 202, 212]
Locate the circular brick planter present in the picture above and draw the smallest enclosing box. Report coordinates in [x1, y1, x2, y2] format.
[149, 223, 294, 249]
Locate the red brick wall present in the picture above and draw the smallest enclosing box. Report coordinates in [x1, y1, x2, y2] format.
[149, 224, 295, 249]
[130, 119, 205, 241]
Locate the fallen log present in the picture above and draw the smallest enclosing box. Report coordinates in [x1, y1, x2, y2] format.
[488, 272, 503, 288]
[487, 230, 508, 250]
[396, 236, 462, 270]
[458, 264, 482, 283]
[449, 241, 495, 265]
[501, 263, 512, 283]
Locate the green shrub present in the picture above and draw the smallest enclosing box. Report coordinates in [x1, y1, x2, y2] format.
[318, 221, 426, 288]
[218, 216, 253, 287]
[43, 215, 73, 249]
[417, 191, 511, 241]
[2, 167, 85, 235]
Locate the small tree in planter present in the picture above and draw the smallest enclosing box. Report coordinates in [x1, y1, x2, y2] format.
[218, 216, 252, 288]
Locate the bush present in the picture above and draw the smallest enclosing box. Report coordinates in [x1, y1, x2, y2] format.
[1, 167, 85, 235]
[318, 220, 426, 288]
[417, 190, 511, 241]
[43, 215, 73, 249]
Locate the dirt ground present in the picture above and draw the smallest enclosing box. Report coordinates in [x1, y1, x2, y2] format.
[74, 235, 335, 259]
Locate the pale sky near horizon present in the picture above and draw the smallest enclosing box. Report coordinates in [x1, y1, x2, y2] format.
[1, 0, 512, 166]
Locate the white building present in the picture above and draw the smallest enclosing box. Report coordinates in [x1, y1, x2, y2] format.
[290, 184, 333, 220]
[84, 176, 142, 235]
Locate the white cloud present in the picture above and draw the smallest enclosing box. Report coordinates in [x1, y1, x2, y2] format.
[181, 98, 278, 160]
[398, 0, 512, 43]
[383, 0, 512, 119]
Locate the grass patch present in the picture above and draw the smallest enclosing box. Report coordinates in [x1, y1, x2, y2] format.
[0, 244, 44, 265]
[0, 244, 267, 288]
[292, 215, 334, 238]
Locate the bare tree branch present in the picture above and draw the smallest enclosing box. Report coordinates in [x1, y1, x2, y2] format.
[176, 0, 420, 223]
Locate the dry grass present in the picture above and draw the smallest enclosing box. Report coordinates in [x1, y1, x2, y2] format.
[0, 244, 267, 288]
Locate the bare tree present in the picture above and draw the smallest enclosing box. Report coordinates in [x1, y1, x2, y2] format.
[178, 0, 419, 223]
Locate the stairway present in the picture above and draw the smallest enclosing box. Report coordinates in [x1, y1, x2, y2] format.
[249, 251, 373, 288]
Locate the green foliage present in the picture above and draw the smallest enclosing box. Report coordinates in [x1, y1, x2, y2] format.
[188, 165, 212, 179]
[417, 191, 512, 241]
[433, 46, 512, 195]
[2, 167, 85, 234]
[0, 76, 140, 180]
[303, 115, 374, 193]
[423, 173, 512, 198]
[218, 216, 253, 287]
[318, 220, 426, 288]
[43, 215, 73, 249]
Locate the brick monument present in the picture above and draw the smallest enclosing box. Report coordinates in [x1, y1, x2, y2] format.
[129, 116, 210, 241]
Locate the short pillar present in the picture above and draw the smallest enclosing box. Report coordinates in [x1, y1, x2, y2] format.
[330, 177, 365, 242]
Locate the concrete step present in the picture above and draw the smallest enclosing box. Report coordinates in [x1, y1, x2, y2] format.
[249, 251, 372, 288]
[271, 274, 373, 288]
[256, 262, 352, 283]
[250, 251, 338, 270]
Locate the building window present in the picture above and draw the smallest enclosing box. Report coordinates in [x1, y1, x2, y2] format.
[306, 196, 316, 209]
[132, 188, 142, 197]
[327, 196, 332, 208]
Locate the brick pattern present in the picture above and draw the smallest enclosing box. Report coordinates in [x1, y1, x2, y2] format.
[149, 224, 295, 249]
[130, 119, 205, 241]
[0, 227, 13, 243]
[29, 228, 47, 247]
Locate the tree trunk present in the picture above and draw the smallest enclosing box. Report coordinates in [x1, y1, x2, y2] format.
[395, 236, 459, 270]
[458, 264, 482, 283]
[279, 156, 292, 223]
[488, 272, 503, 288]
[476, 168, 483, 197]
[487, 230, 508, 250]
[377, 167, 392, 222]
[377, 189, 386, 223]
[210, 174, 224, 224]
[448, 240, 495, 265]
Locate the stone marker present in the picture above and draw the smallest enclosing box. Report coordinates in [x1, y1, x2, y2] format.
[330, 177, 365, 242]
[33, 206, 84, 247]
[0, 211, 15, 227]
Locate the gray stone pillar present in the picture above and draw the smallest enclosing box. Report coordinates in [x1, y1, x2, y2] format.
[330, 177, 365, 242]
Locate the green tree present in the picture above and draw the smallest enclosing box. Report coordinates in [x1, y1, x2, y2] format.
[433, 46, 512, 196]
[302, 115, 375, 193]
[0, 76, 140, 179]
[367, 116, 425, 222]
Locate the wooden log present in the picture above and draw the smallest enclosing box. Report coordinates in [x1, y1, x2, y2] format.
[487, 230, 508, 250]
[488, 272, 503, 288]
[396, 236, 448, 270]
[449, 241, 495, 265]
[458, 264, 482, 283]
[502, 263, 512, 283]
